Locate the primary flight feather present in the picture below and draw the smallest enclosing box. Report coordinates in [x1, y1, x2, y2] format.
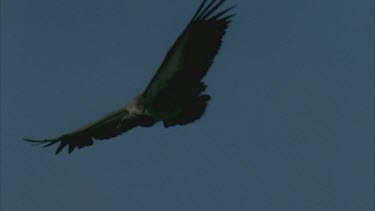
[25, 0, 235, 154]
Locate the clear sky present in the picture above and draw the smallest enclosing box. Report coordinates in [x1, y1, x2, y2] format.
[1, 0, 374, 210]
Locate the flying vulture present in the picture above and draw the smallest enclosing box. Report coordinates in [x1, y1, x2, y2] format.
[25, 0, 235, 154]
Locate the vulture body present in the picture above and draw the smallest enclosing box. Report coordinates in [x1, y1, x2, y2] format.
[25, 0, 235, 154]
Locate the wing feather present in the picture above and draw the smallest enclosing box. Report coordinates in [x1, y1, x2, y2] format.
[24, 108, 156, 154]
[142, 0, 235, 109]
[195, 0, 219, 20]
[191, 0, 208, 21]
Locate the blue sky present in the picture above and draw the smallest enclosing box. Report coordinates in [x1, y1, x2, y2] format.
[1, 0, 374, 210]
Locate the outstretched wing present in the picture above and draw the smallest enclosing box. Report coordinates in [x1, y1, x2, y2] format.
[24, 108, 156, 154]
[141, 0, 235, 109]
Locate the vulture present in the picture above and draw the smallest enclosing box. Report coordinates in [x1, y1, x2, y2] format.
[25, 0, 235, 154]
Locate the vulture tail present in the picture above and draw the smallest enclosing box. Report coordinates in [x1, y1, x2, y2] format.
[163, 95, 211, 128]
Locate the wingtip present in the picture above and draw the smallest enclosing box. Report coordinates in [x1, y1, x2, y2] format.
[191, 0, 238, 22]
[24, 137, 61, 150]
[194, 0, 220, 21]
[191, 0, 208, 22]
[222, 13, 236, 22]
[207, 4, 237, 21]
[24, 138, 47, 146]
[23, 138, 37, 142]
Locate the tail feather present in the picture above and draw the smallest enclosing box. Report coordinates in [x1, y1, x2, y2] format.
[163, 95, 211, 128]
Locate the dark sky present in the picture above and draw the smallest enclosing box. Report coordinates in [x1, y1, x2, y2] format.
[1, 0, 374, 210]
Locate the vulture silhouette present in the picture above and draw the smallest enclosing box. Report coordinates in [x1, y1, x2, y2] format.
[25, 0, 235, 154]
